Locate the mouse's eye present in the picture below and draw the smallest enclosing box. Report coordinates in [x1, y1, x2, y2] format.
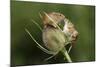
[59, 14, 62, 16]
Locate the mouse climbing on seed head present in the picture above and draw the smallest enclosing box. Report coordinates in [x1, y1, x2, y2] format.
[39, 12, 77, 62]
[40, 12, 78, 53]
[26, 12, 77, 62]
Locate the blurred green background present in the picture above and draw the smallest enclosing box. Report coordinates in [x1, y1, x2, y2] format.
[11, 1, 95, 66]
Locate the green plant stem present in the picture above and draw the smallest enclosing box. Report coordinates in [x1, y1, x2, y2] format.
[61, 47, 72, 63]
[68, 45, 72, 53]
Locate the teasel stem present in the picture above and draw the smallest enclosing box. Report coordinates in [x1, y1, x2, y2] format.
[68, 45, 72, 53]
[61, 47, 72, 62]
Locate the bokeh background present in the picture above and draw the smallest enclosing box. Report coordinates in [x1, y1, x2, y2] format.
[11, 1, 95, 66]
